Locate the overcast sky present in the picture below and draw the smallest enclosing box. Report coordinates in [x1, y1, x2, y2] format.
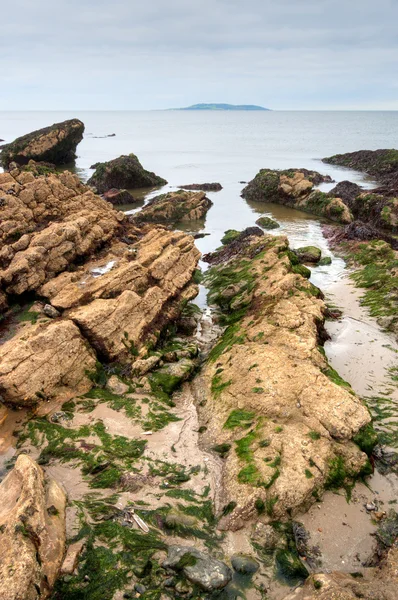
[1, 0, 397, 110]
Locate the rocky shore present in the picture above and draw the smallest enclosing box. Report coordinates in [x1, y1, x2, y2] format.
[0, 121, 397, 600]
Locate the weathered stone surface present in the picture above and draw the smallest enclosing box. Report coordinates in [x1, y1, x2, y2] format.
[87, 153, 167, 193]
[0, 455, 66, 600]
[0, 168, 123, 295]
[105, 375, 130, 396]
[256, 216, 280, 229]
[102, 188, 136, 205]
[0, 119, 84, 168]
[242, 169, 351, 224]
[200, 233, 371, 528]
[131, 190, 213, 225]
[163, 545, 232, 591]
[283, 546, 398, 599]
[0, 319, 96, 406]
[179, 182, 223, 192]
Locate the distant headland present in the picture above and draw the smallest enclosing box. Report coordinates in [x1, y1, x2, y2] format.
[171, 103, 270, 111]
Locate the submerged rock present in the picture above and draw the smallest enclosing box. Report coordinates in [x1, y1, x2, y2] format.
[256, 216, 280, 229]
[0, 455, 66, 600]
[242, 169, 351, 224]
[102, 188, 136, 205]
[179, 182, 223, 191]
[0, 119, 84, 168]
[131, 190, 213, 225]
[231, 554, 259, 574]
[163, 545, 232, 591]
[87, 153, 167, 193]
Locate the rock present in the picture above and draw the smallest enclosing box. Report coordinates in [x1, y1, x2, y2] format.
[132, 355, 161, 376]
[43, 304, 60, 318]
[0, 319, 96, 406]
[179, 183, 222, 192]
[231, 554, 259, 574]
[0, 455, 66, 600]
[200, 233, 371, 528]
[149, 359, 195, 394]
[204, 227, 264, 265]
[328, 180, 363, 205]
[87, 153, 167, 193]
[323, 149, 398, 182]
[131, 190, 213, 225]
[134, 583, 147, 594]
[294, 246, 322, 263]
[242, 169, 351, 224]
[251, 522, 280, 552]
[256, 216, 280, 229]
[0, 169, 123, 295]
[318, 256, 332, 266]
[106, 375, 129, 396]
[165, 509, 200, 529]
[0, 119, 84, 168]
[102, 188, 136, 205]
[163, 545, 232, 591]
[61, 538, 86, 575]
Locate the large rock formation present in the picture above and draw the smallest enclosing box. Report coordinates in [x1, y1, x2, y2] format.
[242, 169, 351, 224]
[0, 167, 200, 406]
[87, 153, 167, 193]
[323, 149, 398, 184]
[0, 119, 84, 168]
[0, 454, 66, 600]
[131, 190, 213, 225]
[199, 229, 371, 528]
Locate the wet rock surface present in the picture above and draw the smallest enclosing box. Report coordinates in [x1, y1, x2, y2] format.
[102, 187, 136, 205]
[131, 190, 213, 225]
[163, 545, 232, 591]
[0, 455, 66, 600]
[87, 153, 167, 193]
[179, 182, 223, 191]
[0, 119, 84, 168]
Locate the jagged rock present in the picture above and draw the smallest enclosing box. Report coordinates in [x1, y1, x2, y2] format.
[163, 545, 232, 591]
[0, 169, 123, 295]
[102, 188, 136, 205]
[0, 119, 84, 168]
[0, 319, 96, 406]
[0, 455, 66, 600]
[87, 153, 167, 193]
[131, 190, 213, 225]
[200, 233, 371, 529]
[256, 216, 280, 229]
[242, 169, 351, 224]
[179, 183, 222, 191]
[294, 246, 322, 263]
[282, 546, 398, 599]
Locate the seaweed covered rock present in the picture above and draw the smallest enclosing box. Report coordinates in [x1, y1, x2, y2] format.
[0, 119, 84, 168]
[328, 180, 363, 205]
[179, 183, 223, 192]
[294, 246, 322, 264]
[323, 149, 398, 184]
[242, 169, 350, 224]
[256, 216, 280, 229]
[0, 455, 66, 600]
[163, 545, 232, 591]
[199, 232, 371, 529]
[87, 153, 167, 193]
[131, 190, 213, 225]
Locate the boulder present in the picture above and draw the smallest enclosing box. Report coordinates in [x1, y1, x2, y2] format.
[149, 359, 195, 394]
[323, 149, 398, 182]
[102, 188, 136, 205]
[87, 153, 167, 193]
[179, 183, 222, 192]
[0, 319, 96, 406]
[0, 455, 66, 600]
[0, 168, 123, 295]
[131, 190, 213, 225]
[231, 554, 259, 574]
[0, 119, 84, 168]
[328, 180, 363, 205]
[256, 216, 280, 229]
[163, 545, 232, 591]
[294, 246, 322, 263]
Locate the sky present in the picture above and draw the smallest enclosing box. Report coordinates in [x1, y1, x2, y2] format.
[1, 0, 397, 110]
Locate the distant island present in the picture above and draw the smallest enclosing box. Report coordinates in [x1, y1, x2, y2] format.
[173, 103, 270, 111]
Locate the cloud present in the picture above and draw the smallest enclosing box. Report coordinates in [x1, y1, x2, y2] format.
[1, 0, 397, 109]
